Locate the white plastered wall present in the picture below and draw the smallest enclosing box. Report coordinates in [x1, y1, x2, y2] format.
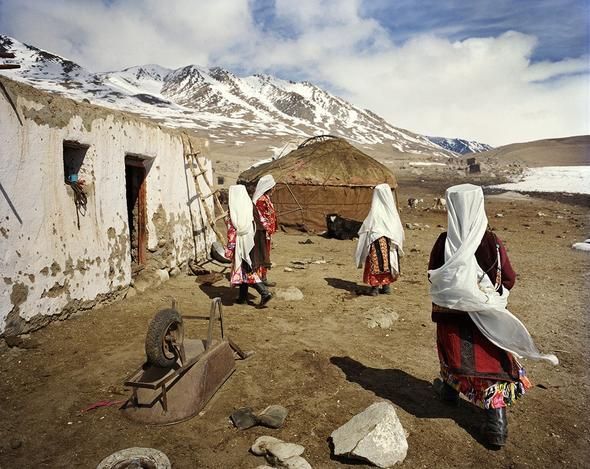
[0, 88, 214, 335]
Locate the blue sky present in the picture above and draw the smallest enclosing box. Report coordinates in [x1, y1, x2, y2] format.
[0, 0, 588, 145]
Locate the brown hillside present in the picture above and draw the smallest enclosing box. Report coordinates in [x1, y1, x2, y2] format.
[477, 135, 590, 167]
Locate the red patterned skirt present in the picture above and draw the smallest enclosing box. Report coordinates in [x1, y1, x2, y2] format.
[363, 237, 399, 286]
[433, 305, 531, 409]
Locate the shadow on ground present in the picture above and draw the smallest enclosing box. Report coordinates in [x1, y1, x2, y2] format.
[324, 277, 369, 295]
[330, 356, 493, 448]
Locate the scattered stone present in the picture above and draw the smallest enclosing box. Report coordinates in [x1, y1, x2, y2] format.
[312, 259, 327, 264]
[291, 265, 306, 270]
[423, 224, 430, 229]
[284, 267, 294, 272]
[331, 401, 408, 468]
[275, 287, 304, 301]
[266, 442, 305, 461]
[291, 260, 306, 265]
[156, 269, 170, 283]
[281, 456, 312, 469]
[4, 335, 38, 349]
[251, 436, 283, 456]
[251, 436, 310, 469]
[495, 213, 504, 218]
[537, 212, 547, 217]
[298, 239, 314, 245]
[257, 405, 289, 429]
[169, 267, 181, 277]
[230, 407, 257, 430]
[572, 240, 590, 252]
[365, 306, 399, 329]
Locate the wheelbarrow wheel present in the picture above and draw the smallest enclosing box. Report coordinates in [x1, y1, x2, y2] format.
[145, 308, 184, 368]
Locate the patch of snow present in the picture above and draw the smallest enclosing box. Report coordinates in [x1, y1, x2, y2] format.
[409, 162, 447, 167]
[488, 167, 590, 195]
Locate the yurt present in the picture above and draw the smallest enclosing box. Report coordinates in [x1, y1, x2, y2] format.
[238, 136, 398, 231]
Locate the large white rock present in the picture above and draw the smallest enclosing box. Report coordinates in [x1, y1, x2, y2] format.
[331, 401, 408, 468]
[266, 441, 305, 461]
[365, 306, 399, 329]
[251, 436, 283, 456]
[275, 286, 304, 301]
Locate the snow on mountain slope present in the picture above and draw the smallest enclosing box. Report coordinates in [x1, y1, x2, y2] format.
[0, 35, 487, 157]
[427, 136, 493, 154]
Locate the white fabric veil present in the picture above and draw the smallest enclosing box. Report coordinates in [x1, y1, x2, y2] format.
[355, 183, 405, 269]
[252, 175, 276, 203]
[228, 185, 255, 271]
[428, 184, 558, 365]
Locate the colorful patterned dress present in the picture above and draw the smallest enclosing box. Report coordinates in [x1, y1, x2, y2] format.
[429, 231, 532, 409]
[363, 236, 400, 286]
[224, 218, 261, 286]
[252, 194, 278, 279]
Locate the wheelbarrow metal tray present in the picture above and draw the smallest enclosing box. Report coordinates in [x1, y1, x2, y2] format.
[121, 338, 235, 425]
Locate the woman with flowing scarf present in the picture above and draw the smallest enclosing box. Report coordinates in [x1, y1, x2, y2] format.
[355, 184, 404, 295]
[224, 185, 273, 307]
[428, 184, 558, 447]
[251, 175, 278, 287]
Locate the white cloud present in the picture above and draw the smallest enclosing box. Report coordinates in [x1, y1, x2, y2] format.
[1, 0, 588, 145]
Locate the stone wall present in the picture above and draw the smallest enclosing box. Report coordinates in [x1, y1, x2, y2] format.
[0, 78, 214, 336]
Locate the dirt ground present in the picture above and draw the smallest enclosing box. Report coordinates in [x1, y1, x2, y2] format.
[1, 180, 589, 469]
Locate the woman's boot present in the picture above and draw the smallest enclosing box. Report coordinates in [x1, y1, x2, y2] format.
[483, 407, 508, 447]
[380, 284, 391, 294]
[253, 282, 273, 307]
[236, 284, 249, 304]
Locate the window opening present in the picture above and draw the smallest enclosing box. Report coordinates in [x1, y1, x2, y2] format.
[63, 141, 89, 229]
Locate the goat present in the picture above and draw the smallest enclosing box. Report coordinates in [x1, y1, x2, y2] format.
[325, 213, 362, 240]
[407, 197, 423, 209]
[432, 197, 447, 211]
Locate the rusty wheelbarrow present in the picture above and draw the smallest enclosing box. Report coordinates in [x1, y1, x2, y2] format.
[120, 297, 251, 425]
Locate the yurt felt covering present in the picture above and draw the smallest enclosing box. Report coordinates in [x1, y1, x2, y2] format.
[238, 138, 398, 231]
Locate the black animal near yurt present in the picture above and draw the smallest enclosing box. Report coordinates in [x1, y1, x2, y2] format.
[237, 135, 398, 232]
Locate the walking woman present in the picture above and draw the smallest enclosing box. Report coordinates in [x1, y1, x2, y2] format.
[225, 185, 273, 307]
[428, 184, 558, 447]
[355, 183, 404, 295]
[251, 174, 278, 287]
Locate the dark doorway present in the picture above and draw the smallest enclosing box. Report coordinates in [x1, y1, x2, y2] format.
[125, 157, 147, 271]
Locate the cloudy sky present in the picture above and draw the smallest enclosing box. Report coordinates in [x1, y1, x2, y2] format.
[1, 0, 588, 146]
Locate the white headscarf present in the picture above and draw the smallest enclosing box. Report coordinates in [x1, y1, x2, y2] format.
[428, 184, 558, 365]
[355, 183, 405, 269]
[252, 174, 276, 203]
[228, 185, 255, 271]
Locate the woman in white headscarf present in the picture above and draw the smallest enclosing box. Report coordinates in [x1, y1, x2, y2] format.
[428, 184, 557, 447]
[251, 175, 278, 287]
[225, 185, 273, 306]
[355, 183, 404, 295]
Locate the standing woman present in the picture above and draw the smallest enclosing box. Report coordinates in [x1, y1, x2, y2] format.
[428, 184, 558, 447]
[225, 185, 272, 307]
[251, 175, 278, 287]
[355, 183, 404, 295]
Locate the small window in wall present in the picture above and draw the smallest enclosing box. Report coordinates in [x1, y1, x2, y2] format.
[63, 141, 89, 183]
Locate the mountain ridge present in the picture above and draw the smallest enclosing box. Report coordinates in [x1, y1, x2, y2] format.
[0, 34, 492, 156]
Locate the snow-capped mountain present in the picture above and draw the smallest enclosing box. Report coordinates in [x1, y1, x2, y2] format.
[427, 136, 494, 155]
[0, 35, 491, 157]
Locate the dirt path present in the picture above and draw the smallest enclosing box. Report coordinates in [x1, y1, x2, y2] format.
[1, 185, 589, 468]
